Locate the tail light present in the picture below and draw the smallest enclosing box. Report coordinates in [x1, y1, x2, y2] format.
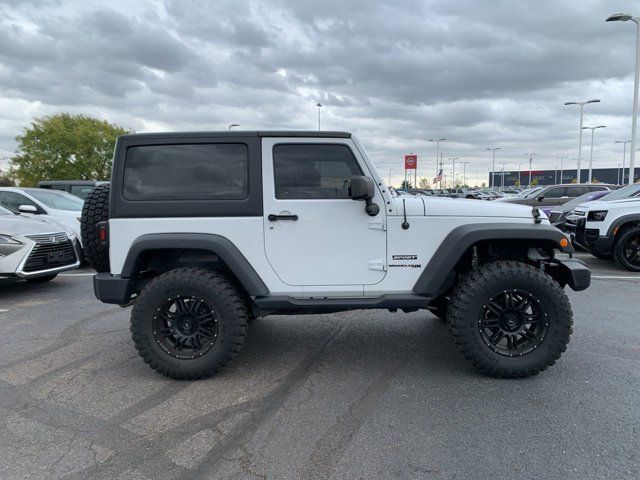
[96, 221, 109, 246]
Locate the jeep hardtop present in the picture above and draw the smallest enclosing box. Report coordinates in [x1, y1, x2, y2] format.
[82, 131, 590, 379]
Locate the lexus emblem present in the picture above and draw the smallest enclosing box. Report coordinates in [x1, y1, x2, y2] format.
[50, 235, 59, 244]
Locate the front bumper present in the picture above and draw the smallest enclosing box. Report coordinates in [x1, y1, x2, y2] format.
[547, 258, 591, 291]
[93, 273, 133, 305]
[573, 217, 614, 255]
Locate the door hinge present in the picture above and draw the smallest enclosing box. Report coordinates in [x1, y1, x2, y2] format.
[368, 259, 387, 271]
[368, 220, 386, 231]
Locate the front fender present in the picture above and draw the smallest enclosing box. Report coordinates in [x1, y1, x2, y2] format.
[412, 222, 574, 296]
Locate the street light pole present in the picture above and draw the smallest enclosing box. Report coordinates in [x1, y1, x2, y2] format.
[615, 140, 631, 184]
[500, 162, 507, 187]
[524, 153, 536, 187]
[582, 125, 606, 183]
[486, 147, 501, 187]
[449, 157, 459, 187]
[608, 13, 640, 184]
[316, 103, 322, 130]
[461, 161, 471, 186]
[429, 138, 447, 182]
[564, 99, 601, 183]
[556, 156, 567, 184]
[516, 163, 524, 187]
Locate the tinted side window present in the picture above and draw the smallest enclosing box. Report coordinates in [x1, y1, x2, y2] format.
[70, 185, 95, 199]
[123, 144, 248, 201]
[570, 186, 589, 196]
[0, 192, 38, 211]
[588, 185, 607, 192]
[544, 187, 566, 198]
[273, 144, 363, 199]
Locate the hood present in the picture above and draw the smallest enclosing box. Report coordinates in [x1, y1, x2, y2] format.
[577, 197, 640, 211]
[0, 214, 72, 236]
[392, 196, 537, 218]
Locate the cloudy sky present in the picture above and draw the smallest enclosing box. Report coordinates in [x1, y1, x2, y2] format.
[0, 0, 639, 185]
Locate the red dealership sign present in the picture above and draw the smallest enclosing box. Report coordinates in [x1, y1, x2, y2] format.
[404, 154, 417, 170]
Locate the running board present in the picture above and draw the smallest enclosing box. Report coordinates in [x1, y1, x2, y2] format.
[253, 294, 432, 315]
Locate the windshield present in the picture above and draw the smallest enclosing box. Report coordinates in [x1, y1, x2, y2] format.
[25, 189, 84, 211]
[561, 191, 609, 212]
[523, 187, 543, 198]
[602, 184, 640, 201]
[0, 205, 15, 215]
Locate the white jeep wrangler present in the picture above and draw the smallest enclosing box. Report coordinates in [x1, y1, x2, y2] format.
[82, 131, 590, 379]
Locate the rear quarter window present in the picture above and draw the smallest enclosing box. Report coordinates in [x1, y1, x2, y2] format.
[123, 144, 248, 201]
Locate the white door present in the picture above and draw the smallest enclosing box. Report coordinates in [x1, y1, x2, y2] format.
[262, 138, 387, 287]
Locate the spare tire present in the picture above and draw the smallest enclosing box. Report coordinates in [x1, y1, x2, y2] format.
[81, 184, 111, 272]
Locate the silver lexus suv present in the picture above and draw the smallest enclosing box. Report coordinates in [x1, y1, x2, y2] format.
[0, 205, 80, 282]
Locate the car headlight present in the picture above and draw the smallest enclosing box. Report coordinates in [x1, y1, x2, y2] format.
[0, 234, 21, 244]
[587, 210, 608, 221]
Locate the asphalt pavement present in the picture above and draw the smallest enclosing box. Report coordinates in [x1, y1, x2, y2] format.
[0, 252, 639, 480]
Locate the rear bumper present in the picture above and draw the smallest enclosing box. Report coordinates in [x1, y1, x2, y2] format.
[93, 273, 132, 305]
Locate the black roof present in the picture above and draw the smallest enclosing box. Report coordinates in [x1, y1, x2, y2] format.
[118, 131, 351, 140]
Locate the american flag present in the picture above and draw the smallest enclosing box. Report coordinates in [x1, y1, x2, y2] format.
[433, 168, 443, 183]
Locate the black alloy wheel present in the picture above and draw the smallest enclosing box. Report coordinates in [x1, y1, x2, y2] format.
[152, 295, 219, 360]
[621, 234, 640, 269]
[478, 289, 549, 357]
[613, 225, 640, 272]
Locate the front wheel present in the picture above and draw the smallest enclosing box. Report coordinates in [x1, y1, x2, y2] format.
[613, 225, 640, 272]
[448, 261, 572, 378]
[130, 268, 250, 379]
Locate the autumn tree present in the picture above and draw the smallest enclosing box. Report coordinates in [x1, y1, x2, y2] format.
[9, 113, 129, 186]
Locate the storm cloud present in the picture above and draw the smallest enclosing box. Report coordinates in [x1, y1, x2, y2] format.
[0, 0, 638, 184]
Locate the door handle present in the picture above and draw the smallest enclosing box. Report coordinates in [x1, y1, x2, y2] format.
[268, 214, 298, 221]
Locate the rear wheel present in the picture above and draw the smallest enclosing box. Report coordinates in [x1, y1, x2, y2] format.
[613, 225, 640, 272]
[80, 184, 110, 272]
[448, 261, 572, 378]
[130, 268, 249, 380]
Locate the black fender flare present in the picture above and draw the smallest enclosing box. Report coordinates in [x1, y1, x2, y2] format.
[121, 233, 269, 296]
[412, 223, 573, 297]
[607, 214, 640, 237]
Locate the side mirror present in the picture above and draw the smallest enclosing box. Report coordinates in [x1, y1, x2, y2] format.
[18, 205, 38, 213]
[537, 195, 544, 202]
[350, 176, 375, 200]
[349, 176, 379, 216]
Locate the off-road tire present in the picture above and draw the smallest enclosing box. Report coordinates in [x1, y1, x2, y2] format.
[26, 274, 57, 283]
[130, 267, 249, 380]
[448, 261, 572, 378]
[613, 224, 640, 272]
[80, 184, 110, 272]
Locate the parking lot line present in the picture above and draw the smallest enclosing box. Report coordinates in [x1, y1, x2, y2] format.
[59, 272, 96, 277]
[592, 275, 640, 280]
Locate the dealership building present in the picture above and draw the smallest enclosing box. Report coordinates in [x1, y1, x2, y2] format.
[488, 167, 640, 187]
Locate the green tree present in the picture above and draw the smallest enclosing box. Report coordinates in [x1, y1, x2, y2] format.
[399, 180, 413, 190]
[9, 113, 129, 186]
[419, 177, 430, 189]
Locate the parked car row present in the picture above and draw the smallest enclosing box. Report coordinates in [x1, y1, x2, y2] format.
[405, 187, 521, 200]
[556, 184, 640, 271]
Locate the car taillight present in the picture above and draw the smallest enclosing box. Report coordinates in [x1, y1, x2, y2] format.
[97, 221, 109, 246]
